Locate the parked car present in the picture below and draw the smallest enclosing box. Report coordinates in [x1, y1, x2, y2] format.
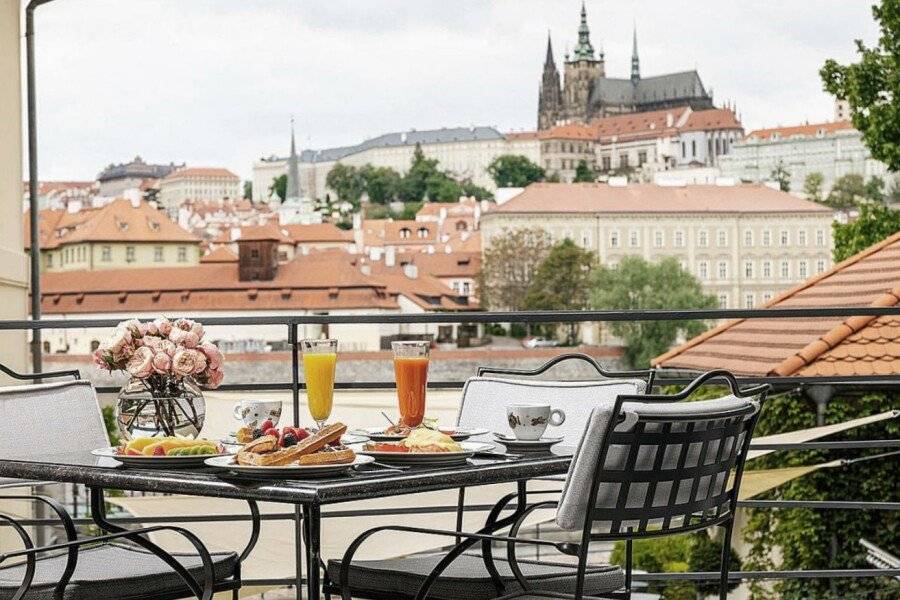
[522, 336, 560, 348]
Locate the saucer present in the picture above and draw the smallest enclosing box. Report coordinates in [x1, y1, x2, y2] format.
[492, 433, 563, 452]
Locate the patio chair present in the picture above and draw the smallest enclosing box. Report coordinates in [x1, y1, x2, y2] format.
[336, 369, 768, 600]
[0, 377, 260, 600]
[324, 353, 653, 600]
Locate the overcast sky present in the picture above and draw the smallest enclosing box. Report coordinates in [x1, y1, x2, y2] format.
[28, 0, 879, 181]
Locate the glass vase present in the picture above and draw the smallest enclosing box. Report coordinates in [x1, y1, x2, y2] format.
[114, 377, 205, 440]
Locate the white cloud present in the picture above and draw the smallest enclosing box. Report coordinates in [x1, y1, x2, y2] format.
[27, 0, 879, 180]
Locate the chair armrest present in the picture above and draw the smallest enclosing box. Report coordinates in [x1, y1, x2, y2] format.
[0, 524, 216, 600]
[338, 524, 567, 600]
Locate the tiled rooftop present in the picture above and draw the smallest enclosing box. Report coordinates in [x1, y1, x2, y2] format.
[654, 231, 900, 376]
[745, 120, 854, 141]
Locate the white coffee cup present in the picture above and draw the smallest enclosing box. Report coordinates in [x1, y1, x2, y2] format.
[506, 404, 566, 441]
[232, 400, 282, 428]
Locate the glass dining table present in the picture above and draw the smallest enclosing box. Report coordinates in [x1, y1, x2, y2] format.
[0, 447, 573, 599]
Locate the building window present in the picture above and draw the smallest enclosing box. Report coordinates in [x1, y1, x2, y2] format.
[178, 246, 188, 262]
[816, 229, 826, 246]
[602, 156, 611, 171]
[697, 230, 709, 248]
[417, 227, 429, 238]
[47, 254, 53, 267]
[691, 140, 697, 156]
[681, 141, 686, 157]
[762, 291, 773, 303]
[126, 246, 135, 262]
[654, 230, 664, 248]
[250, 248, 259, 259]
[744, 260, 754, 278]
[797, 230, 807, 246]
[743, 230, 753, 247]
[399, 228, 411, 239]
[638, 151, 647, 165]
[780, 260, 790, 279]
[816, 259, 827, 274]
[762, 260, 772, 278]
[717, 229, 727, 247]
[609, 230, 620, 248]
[799, 260, 808, 278]
[581, 230, 592, 248]
[628, 229, 639, 247]
[717, 261, 728, 279]
[698, 261, 709, 280]
[762, 230, 772, 247]
[154, 246, 163, 262]
[674, 230, 685, 248]
[619, 154, 629, 168]
[101, 246, 111, 262]
[780, 229, 789, 246]
[744, 293, 755, 309]
[717, 293, 728, 309]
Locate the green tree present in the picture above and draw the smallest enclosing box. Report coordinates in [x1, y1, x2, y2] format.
[802, 172, 824, 202]
[269, 174, 286, 201]
[486, 154, 546, 187]
[590, 256, 717, 368]
[460, 179, 493, 201]
[832, 201, 900, 262]
[426, 173, 463, 202]
[865, 174, 886, 202]
[821, 0, 900, 170]
[326, 163, 366, 206]
[826, 173, 868, 212]
[545, 171, 562, 183]
[743, 391, 899, 599]
[478, 228, 553, 311]
[770, 162, 791, 192]
[359, 164, 401, 204]
[242, 180, 252, 200]
[689, 531, 743, 597]
[573, 159, 597, 183]
[398, 144, 442, 202]
[522, 239, 596, 343]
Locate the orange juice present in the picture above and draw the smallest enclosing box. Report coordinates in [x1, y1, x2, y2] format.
[394, 356, 429, 426]
[303, 352, 336, 422]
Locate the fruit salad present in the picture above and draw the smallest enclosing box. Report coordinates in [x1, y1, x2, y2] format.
[236, 419, 330, 448]
[116, 436, 223, 457]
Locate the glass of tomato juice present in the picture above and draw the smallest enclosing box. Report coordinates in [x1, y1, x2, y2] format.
[391, 341, 430, 427]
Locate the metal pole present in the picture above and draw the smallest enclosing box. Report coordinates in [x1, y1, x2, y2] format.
[26, 2, 45, 375]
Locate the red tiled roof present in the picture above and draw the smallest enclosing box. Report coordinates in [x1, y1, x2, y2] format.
[406, 252, 481, 278]
[362, 219, 439, 247]
[200, 246, 238, 263]
[489, 183, 832, 215]
[539, 124, 596, 140]
[415, 198, 479, 218]
[162, 167, 240, 181]
[681, 108, 743, 133]
[238, 223, 293, 243]
[745, 120, 854, 141]
[283, 223, 354, 243]
[23, 181, 95, 196]
[504, 131, 540, 141]
[25, 199, 199, 249]
[368, 271, 475, 311]
[654, 231, 900, 376]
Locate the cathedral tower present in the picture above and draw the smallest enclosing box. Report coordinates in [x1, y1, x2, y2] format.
[561, 1, 603, 124]
[537, 33, 562, 130]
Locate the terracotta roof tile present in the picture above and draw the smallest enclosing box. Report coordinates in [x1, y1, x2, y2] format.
[282, 223, 354, 243]
[489, 183, 831, 215]
[745, 120, 854, 141]
[200, 246, 238, 263]
[162, 167, 240, 181]
[655, 231, 900, 376]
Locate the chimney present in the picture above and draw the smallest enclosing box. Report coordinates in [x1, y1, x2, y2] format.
[237, 237, 279, 282]
[385, 245, 396, 267]
[66, 198, 83, 214]
[666, 112, 674, 128]
[403, 263, 418, 279]
[352, 213, 363, 251]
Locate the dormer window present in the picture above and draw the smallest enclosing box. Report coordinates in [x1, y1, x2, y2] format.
[399, 228, 411, 239]
[417, 227, 429, 239]
[147, 219, 161, 231]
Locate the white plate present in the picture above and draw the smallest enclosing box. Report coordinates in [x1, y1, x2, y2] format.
[205, 454, 375, 478]
[351, 441, 495, 466]
[492, 434, 563, 452]
[92, 447, 231, 468]
[359, 426, 490, 442]
[221, 433, 369, 446]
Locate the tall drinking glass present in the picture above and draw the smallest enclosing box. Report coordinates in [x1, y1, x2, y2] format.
[392, 341, 430, 427]
[301, 339, 338, 431]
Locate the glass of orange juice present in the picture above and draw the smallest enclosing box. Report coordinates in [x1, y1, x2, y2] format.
[392, 341, 430, 427]
[301, 339, 338, 430]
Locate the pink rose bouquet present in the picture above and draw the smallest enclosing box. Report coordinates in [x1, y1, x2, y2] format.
[94, 317, 225, 390]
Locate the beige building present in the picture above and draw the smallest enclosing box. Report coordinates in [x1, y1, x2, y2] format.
[482, 182, 834, 310]
[252, 126, 542, 202]
[26, 198, 201, 273]
[158, 167, 241, 216]
[0, 1, 28, 377]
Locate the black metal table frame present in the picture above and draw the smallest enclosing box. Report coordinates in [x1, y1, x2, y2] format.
[0, 451, 571, 600]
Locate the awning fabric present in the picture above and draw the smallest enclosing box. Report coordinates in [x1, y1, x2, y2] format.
[738, 460, 843, 500]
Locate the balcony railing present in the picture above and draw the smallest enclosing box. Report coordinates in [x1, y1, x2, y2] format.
[1, 307, 899, 592]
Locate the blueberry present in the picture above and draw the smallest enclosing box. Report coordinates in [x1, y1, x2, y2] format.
[252, 428, 263, 439]
[282, 433, 297, 447]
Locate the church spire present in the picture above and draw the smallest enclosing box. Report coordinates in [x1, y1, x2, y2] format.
[544, 30, 555, 66]
[630, 23, 640, 83]
[571, 1, 595, 61]
[285, 116, 301, 202]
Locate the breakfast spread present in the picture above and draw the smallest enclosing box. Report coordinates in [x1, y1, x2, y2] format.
[364, 428, 463, 454]
[236, 422, 355, 466]
[115, 436, 223, 457]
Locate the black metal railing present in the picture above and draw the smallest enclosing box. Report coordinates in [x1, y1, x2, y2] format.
[1, 307, 899, 590]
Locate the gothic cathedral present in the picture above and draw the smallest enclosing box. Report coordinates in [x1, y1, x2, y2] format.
[538, 2, 715, 130]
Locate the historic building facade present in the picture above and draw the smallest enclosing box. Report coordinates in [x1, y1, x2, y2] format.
[538, 3, 714, 129]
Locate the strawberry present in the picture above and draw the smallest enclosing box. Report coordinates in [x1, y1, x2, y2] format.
[126, 449, 141, 456]
[294, 428, 311, 441]
[153, 446, 166, 456]
[264, 427, 279, 438]
[259, 419, 274, 432]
